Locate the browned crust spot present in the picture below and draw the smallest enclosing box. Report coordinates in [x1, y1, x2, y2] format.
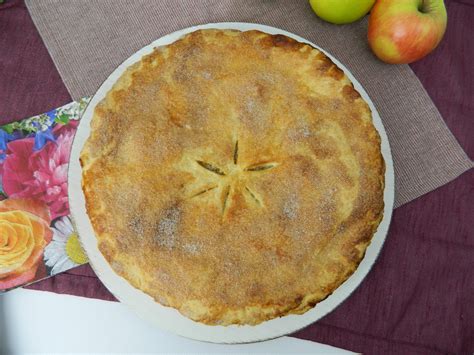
[342, 84, 362, 102]
[258, 33, 306, 51]
[315, 52, 344, 80]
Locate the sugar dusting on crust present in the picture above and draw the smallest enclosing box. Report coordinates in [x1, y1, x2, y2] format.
[201, 71, 212, 80]
[287, 123, 311, 142]
[153, 207, 204, 255]
[128, 216, 144, 236]
[245, 98, 256, 113]
[155, 206, 181, 249]
[283, 193, 299, 220]
[301, 126, 311, 138]
[237, 81, 272, 132]
[316, 187, 338, 229]
[183, 242, 202, 255]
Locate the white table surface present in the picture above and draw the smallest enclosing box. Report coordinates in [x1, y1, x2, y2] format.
[0, 288, 353, 354]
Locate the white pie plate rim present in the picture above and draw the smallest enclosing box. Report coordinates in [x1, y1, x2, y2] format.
[68, 22, 395, 344]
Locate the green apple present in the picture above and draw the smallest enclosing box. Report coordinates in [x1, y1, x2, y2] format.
[309, 0, 376, 25]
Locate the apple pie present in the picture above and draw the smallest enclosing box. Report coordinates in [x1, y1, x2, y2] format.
[80, 29, 385, 325]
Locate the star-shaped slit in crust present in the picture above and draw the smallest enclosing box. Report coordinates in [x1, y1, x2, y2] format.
[196, 160, 226, 176]
[190, 140, 278, 215]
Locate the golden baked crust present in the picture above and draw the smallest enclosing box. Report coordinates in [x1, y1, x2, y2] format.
[80, 29, 385, 325]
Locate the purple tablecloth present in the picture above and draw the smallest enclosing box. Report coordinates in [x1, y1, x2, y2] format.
[1, 0, 473, 353]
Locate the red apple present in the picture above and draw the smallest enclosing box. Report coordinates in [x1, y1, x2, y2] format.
[368, 0, 447, 64]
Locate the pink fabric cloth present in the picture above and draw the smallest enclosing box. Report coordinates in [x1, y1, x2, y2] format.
[1, 0, 472, 353]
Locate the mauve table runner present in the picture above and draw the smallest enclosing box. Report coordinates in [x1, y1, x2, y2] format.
[25, 0, 472, 208]
[0, 0, 472, 353]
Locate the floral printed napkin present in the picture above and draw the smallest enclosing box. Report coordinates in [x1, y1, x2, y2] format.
[0, 97, 90, 292]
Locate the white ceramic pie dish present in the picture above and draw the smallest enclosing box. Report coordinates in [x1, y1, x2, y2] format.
[68, 22, 395, 344]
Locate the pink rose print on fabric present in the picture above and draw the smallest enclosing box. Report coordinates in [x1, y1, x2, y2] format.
[1, 122, 78, 220]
